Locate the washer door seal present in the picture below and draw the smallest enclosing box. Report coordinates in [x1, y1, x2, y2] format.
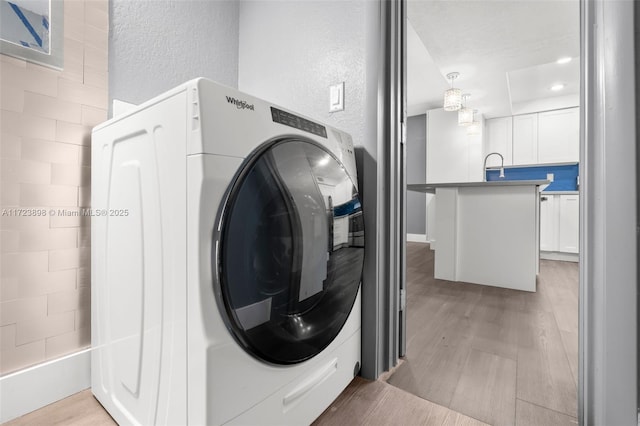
[215, 138, 364, 365]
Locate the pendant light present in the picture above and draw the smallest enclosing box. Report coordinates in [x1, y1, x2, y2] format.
[467, 110, 481, 135]
[443, 72, 462, 111]
[458, 94, 473, 126]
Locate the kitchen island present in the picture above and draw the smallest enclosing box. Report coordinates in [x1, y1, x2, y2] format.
[408, 180, 549, 292]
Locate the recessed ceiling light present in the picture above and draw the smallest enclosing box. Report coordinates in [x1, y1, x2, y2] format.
[557, 57, 572, 64]
[551, 84, 565, 91]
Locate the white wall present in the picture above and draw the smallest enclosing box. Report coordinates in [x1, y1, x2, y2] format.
[426, 108, 483, 183]
[238, 1, 367, 146]
[109, 0, 239, 107]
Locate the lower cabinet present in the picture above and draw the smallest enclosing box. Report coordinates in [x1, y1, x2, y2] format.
[558, 194, 579, 253]
[540, 194, 558, 252]
[540, 193, 579, 258]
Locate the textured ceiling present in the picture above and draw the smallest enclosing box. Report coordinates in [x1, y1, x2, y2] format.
[407, 0, 580, 118]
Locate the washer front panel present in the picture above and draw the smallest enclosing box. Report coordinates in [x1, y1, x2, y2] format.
[216, 138, 364, 365]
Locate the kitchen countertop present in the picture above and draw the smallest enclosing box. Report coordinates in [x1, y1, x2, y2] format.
[407, 180, 550, 193]
[542, 190, 579, 195]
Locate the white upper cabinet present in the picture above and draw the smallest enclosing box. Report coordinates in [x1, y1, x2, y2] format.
[537, 107, 580, 163]
[483, 116, 512, 167]
[512, 113, 538, 165]
[487, 107, 579, 166]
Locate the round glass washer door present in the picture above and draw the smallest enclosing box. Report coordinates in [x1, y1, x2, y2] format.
[216, 138, 364, 365]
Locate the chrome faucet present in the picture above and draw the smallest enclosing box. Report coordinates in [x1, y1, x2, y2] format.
[483, 152, 505, 182]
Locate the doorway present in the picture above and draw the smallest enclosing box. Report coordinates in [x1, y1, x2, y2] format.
[390, 1, 638, 425]
[390, 1, 581, 424]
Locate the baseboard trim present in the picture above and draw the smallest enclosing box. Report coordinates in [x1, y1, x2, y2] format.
[407, 233, 428, 243]
[0, 348, 91, 423]
[540, 251, 579, 263]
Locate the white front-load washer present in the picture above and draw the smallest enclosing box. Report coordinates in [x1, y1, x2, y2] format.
[91, 78, 364, 425]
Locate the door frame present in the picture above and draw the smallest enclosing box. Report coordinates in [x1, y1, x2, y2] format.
[359, 0, 406, 379]
[579, 0, 638, 424]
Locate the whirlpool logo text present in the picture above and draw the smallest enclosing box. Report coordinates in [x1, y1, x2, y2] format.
[226, 96, 255, 111]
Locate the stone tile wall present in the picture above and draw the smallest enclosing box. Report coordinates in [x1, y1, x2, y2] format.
[0, 0, 108, 375]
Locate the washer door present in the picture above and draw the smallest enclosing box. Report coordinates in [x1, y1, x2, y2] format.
[216, 138, 364, 365]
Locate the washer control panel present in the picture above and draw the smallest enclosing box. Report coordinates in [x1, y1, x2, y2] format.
[271, 107, 327, 138]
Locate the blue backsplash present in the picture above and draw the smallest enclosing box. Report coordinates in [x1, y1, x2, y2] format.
[486, 163, 579, 191]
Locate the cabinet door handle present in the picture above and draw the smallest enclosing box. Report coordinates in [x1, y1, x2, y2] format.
[541, 196, 548, 201]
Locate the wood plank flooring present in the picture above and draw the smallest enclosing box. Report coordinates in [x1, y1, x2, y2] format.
[313, 377, 488, 426]
[386, 242, 579, 425]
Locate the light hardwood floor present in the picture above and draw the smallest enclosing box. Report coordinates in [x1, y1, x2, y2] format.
[386, 242, 579, 426]
[313, 377, 487, 426]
